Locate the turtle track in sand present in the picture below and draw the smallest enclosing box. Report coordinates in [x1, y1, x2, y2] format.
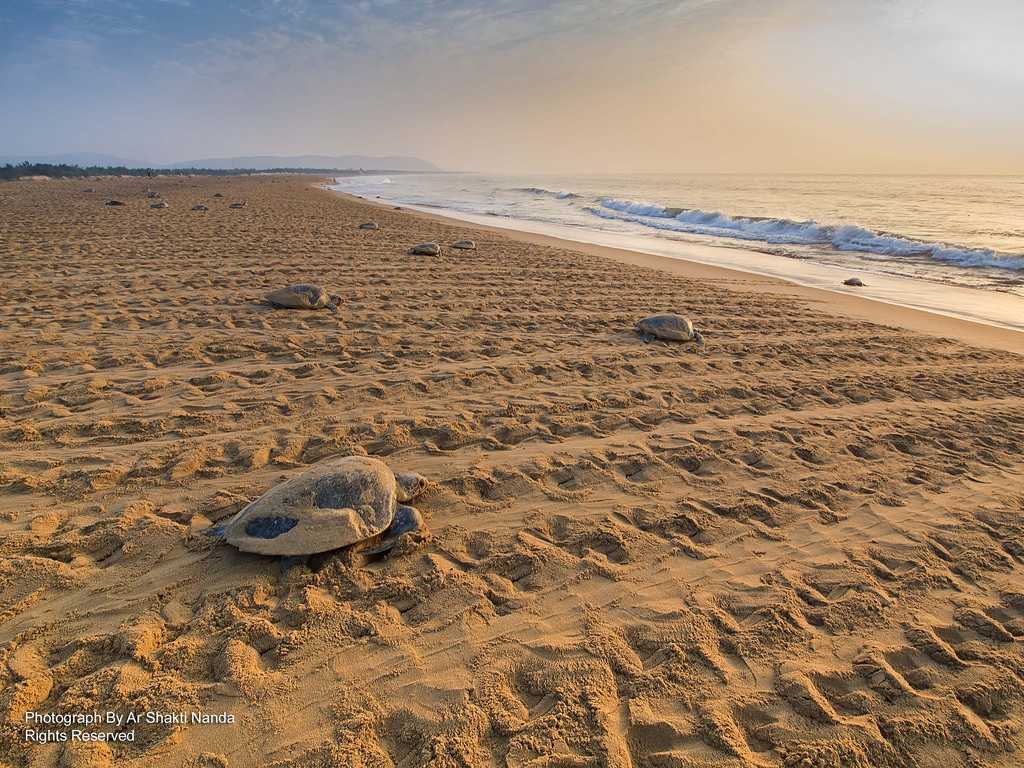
[1, 176, 1024, 767]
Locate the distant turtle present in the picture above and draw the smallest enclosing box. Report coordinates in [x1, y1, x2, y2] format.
[217, 456, 428, 556]
[105, 200, 125, 206]
[409, 242, 441, 256]
[192, 203, 209, 211]
[635, 313, 705, 346]
[146, 191, 160, 199]
[358, 222, 379, 230]
[266, 284, 340, 312]
[229, 201, 247, 209]
[213, 193, 224, 198]
[451, 240, 476, 250]
[83, 188, 95, 193]
[150, 201, 169, 209]
[843, 277, 865, 287]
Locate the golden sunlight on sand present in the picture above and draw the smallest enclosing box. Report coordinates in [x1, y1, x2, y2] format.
[2, 176, 1024, 767]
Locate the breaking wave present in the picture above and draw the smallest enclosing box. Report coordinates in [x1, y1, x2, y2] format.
[594, 199, 1024, 272]
[510, 186, 581, 200]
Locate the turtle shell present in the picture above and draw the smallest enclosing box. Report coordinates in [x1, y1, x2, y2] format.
[635, 314, 696, 341]
[223, 456, 399, 555]
[409, 242, 441, 256]
[266, 284, 331, 309]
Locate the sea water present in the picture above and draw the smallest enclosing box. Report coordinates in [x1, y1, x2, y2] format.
[329, 173, 1024, 331]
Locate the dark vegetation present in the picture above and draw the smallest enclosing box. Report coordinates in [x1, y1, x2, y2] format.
[0, 162, 385, 181]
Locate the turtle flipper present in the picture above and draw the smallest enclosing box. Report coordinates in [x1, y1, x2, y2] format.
[364, 505, 425, 556]
[204, 525, 227, 539]
[281, 555, 310, 573]
[693, 330, 705, 347]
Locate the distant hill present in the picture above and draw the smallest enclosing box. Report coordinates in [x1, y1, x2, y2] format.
[0, 153, 440, 172]
[167, 154, 440, 172]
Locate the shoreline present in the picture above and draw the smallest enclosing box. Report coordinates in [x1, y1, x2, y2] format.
[324, 185, 1024, 355]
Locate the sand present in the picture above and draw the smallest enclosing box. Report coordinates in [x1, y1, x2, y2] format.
[2, 175, 1024, 768]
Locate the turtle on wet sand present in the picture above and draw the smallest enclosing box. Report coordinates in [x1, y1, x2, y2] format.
[265, 284, 341, 312]
[215, 456, 429, 557]
[843, 277, 865, 287]
[451, 240, 476, 250]
[635, 313, 705, 346]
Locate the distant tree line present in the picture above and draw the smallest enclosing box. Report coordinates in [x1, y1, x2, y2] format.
[0, 162, 377, 181]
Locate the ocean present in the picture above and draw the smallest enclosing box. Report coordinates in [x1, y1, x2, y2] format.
[328, 173, 1024, 330]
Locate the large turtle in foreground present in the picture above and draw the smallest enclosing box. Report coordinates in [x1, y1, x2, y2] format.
[220, 456, 428, 556]
[635, 313, 705, 346]
[266, 284, 340, 312]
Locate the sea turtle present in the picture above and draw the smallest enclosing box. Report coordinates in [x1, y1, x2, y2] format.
[150, 201, 169, 209]
[105, 200, 125, 206]
[635, 313, 705, 346]
[843, 277, 865, 287]
[265, 284, 341, 312]
[229, 201, 247, 209]
[409, 242, 441, 256]
[451, 240, 476, 250]
[192, 203, 209, 211]
[217, 456, 428, 556]
[213, 193, 224, 198]
[358, 222, 379, 230]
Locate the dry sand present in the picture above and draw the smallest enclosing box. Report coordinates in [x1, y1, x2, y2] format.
[2, 175, 1024, 768]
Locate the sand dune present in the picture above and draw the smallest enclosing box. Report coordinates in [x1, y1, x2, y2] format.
[2, 176, 1024, 767]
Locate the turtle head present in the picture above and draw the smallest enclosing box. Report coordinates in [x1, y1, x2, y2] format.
[327, 294, 342, 313]
[395, 471, 427, 502]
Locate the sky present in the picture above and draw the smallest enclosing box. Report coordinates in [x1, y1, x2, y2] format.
[2, 0, 1023, 173]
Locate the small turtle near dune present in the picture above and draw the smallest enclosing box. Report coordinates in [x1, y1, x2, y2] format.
[358, 222, 379, 230]
[213, 456, 429, 557]
[213, 193, 224, 198]
[105, 200, 125, 206]
[192, 203, 209, 211]
[265, 284, 341, 312]
[635, 313, 705, 346]
[146, 191, 160, 199]
[451, 240, 476, 250]
[150, 201, 169, 209]
[844, 277, 865, 287]
[229, 201, 247, 209]
[409, 242, 441, 256]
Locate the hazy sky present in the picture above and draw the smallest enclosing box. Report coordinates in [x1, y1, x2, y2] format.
[2, 0, 1022, 173]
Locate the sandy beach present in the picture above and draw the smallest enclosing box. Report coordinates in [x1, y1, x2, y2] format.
[4, 174, 1024, 768]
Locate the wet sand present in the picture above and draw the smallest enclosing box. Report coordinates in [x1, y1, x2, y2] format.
[3, 175, 1024, 768]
